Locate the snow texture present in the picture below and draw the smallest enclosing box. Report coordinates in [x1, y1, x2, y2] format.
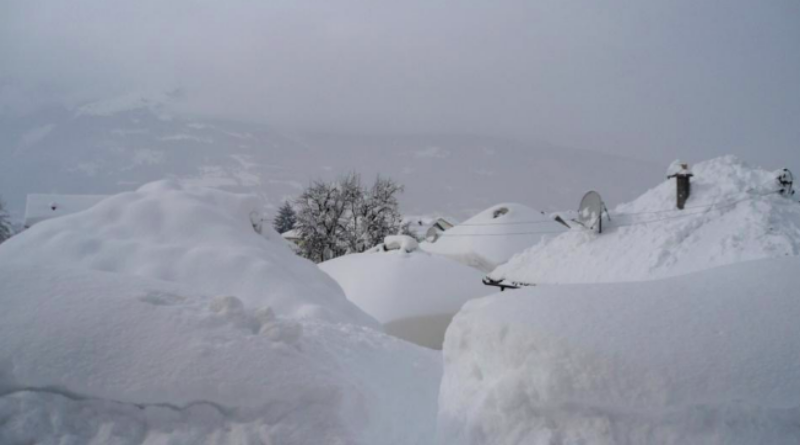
[320, 246, 494, 349]
[23, 193, 108, 228]
[382, 235, 419, 252]
[1, 180, 377, 326]
[492, 156, 800, 284]
[422, 203, 567, 272]
[438, 256, 800, 445]
[0, 182, 440, 444]
[0, 264, 442, 445]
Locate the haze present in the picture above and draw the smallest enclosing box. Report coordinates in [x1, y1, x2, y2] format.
[1, 0, 798, 166]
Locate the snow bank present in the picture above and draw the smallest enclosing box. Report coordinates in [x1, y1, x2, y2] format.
[320, 247, 493, 349]
[492, 156, 800, 284]
[422, 203, 567, 272]
[0, 180, 376, 326]
[0, 263, 441, 444]
[438, 257, 800, 444]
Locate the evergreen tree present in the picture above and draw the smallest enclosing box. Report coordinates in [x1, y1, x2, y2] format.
[272, 201, 297, 234]
[0, 197, 13, 244]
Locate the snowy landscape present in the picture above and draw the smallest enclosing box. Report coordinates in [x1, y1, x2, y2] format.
[2, 1, 799, 444]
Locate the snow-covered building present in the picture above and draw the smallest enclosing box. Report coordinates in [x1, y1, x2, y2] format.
[23, 194, 109, 228]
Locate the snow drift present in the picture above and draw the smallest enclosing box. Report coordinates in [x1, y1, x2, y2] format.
[320, 239, 494, 349]
[492, 156, 800, 284]
[438, 256, 800, 445]
[422, 203, 567, 272]
[0, 264, 441, 445]
[0, 180, 376, 326]
[0, 182, 441, 444]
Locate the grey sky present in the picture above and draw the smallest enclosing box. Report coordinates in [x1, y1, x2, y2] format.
[2, 0, 798, 166]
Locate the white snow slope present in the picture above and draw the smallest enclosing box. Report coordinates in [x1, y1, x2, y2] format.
[320, 245, 494, 349]
[422, 203, 567, 272]
[0, 180, 376, 326]
[438, 256, 800, 445]
[0, 265, 441, 445]
[0, 182, 441, 444]
[492, 156, 800, 284]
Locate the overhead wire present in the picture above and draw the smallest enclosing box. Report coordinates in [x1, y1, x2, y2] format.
[436, 190, 781, 238]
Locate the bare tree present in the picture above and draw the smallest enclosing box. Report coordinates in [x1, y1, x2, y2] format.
[293, 174, 404, 262]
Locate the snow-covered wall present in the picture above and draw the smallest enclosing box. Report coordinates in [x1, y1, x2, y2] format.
[320, 246, 493, 349]
[438, 256, 800, 444]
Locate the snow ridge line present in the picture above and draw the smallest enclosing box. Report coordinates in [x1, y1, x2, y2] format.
[0, 386, 233, 415]
[439, 192, 781, 237]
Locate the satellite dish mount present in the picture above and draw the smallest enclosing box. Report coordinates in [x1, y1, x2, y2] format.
[573, 191, 609, 234]
[778, 169, 795, 197]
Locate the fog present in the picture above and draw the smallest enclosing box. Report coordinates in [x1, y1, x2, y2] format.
[2, 0, 798, 165]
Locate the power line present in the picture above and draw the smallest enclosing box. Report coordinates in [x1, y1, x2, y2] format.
[435, 191, 780, 238]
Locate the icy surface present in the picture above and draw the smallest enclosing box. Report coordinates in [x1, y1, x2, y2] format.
[422, 203, 567, 272]
[320, 248, 493, 349]
[492, 156, 800, 283]
[0, 180, 376, 326]
[438, 257, 800, 445]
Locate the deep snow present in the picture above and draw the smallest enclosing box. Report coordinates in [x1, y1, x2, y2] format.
[0, 180, 376, 326]
[422, 203, 567, 272]
[320, 241, 494, 349]
[0, 264, 441, 445]
[492, 156, 800, 284]
[0, 182, 441, 444]
[438, 256, 800, 445]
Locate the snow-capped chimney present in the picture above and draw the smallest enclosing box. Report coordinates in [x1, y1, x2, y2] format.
[667, 162, 693, 210]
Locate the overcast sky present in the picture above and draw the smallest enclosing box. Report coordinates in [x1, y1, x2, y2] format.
[1, 0, 798, 165]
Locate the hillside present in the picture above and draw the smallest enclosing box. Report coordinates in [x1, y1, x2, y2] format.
[0, 95, 661, 222]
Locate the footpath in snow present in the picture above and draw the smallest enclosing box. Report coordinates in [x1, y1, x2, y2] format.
[321, 236, 494, 349]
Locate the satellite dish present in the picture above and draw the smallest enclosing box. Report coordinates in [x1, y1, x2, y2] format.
[576, 191, 608, 233]
[778, 169, 794, 197]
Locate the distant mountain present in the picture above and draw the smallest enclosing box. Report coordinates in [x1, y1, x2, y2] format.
[0, 95, 662, 222]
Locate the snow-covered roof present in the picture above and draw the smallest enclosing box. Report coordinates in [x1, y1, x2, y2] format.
[421, 203, 567, 272]
[492, 156, 800, 284]
[24, 194, 109, 228]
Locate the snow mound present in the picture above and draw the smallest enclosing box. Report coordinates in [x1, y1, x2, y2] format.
[422, 203, 567, 272]
[382, 234, 419, 252]
[438, 257, 800, 444]
[0, 180, 376, 326]
[320, 247, 494, 349]
[492, 156, 800, 283]
[0, 263, 441, 445]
